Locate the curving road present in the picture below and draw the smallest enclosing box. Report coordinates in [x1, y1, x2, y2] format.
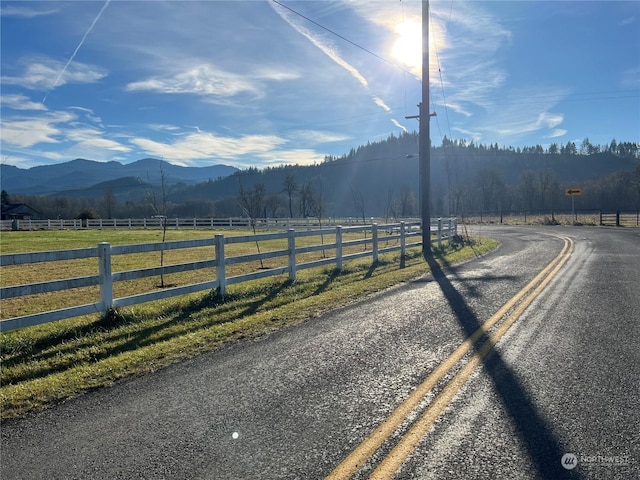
[2, 226, 638, 479]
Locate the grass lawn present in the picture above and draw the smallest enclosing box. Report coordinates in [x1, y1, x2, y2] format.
[0, 228, 498, 420]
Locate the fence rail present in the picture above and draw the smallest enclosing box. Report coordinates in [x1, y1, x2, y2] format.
[599, 211, 640, 227]
[0, 216, 420, 231]
[0, 219, 457, 332]
[461, 209, 640, 226]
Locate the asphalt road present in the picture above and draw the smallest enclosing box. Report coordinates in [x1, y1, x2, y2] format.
[1, 226, 638, 479]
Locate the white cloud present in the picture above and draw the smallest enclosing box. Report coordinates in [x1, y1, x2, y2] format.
[254, 69, 302, 82]
[493, 111, 565, 138]
[148, 124, 182, 132]
[0, 111, 75, 147]
[1, 57, 107, 91]
[256, 148, 325, 167]
[68, 106, 102, 125]
[0, 5, 60, 18]
[65, 126, 131, 153]
[293, 130, 352, 145]
[1, 107, 131, 164]
[547, 129, 567, 139]
[536, 112, 564, 129]
[125, 63, 302, 103]
[373, 96, 391, 112]
[0, 94, 47, 111]
[452, 127, 482, 143]
[126, 65, 261, 98]
[391, 118, 408, 133]
[129, 131, 288, 165]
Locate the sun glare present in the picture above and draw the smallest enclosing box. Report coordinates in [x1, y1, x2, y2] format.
[391, 20, 421, 71]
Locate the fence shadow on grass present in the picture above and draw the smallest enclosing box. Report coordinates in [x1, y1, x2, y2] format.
[312, 268, 341, 296]
[422, 250, 584, 479]
[1, 282, 295, 384]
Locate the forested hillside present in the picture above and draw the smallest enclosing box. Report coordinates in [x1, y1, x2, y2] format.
[5, 133, 639, 220]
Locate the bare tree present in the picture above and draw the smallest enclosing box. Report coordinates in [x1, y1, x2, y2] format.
[299, 182, 316, 219]
[265, 194, 283, 218]
[238, 181, 266, 268]
[350, 183, 366, 224]
[384, 187, 396, 222]
[312, 176, 327, 257]
[397, 186, 417, 218]
[282, 174, 297, 218]
[148, 164, 169, 287]
[538, 169, 557, 210]
[519, 170, 537, 211]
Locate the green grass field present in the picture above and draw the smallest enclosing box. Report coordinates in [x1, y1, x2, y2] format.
[0, 228, 498, 419]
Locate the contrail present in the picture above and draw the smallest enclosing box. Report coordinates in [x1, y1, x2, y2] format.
[270, 1, 369, 89]
[270, 1, 409, 132]
[42, 0, 111, 104]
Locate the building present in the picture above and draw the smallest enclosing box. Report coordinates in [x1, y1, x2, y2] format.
[1, 203, 41, 221]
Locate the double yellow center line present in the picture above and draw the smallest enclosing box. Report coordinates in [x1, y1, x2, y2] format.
[327, 235, 574, 480]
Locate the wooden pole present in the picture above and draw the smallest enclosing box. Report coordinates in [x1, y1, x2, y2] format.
[420, 0, 431, 254]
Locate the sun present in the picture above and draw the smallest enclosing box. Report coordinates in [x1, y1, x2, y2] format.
[390, 20, 422, 72]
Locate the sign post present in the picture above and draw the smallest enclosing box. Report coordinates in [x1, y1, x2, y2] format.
[565, 188, 582, 220]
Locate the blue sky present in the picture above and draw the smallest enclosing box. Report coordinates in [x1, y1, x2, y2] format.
[1, 0, 638, 169]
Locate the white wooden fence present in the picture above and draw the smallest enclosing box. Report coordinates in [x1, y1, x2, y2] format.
[0, 216, 419, 231]
[0, 219, 457, 332]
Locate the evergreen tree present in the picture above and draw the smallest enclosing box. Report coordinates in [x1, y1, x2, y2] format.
[1, 190, 10, 206]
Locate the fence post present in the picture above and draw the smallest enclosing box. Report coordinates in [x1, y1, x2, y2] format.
[616, 211, 620, 227]
[438, 218, 443, 248]
[400, 222, 406, 269]
[372, 223, 378, 263]
[215, 234, 226, 297]
[288, 228, 296, 281]
[448, 218, 453, 243]
[98, 242, 113, 312]
[336, 226, 343, 271]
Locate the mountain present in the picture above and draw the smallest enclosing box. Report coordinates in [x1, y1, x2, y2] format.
[59, 176, 152, 200]
[3, 134, 638, 218]
[0, 158, 238, 195]
[172, 134, 639, 217]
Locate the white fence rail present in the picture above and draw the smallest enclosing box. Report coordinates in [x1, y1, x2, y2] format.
[1, 216, 420, 231]
[0, 219, 457, 332]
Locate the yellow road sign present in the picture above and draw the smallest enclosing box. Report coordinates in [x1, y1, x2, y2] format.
[565, 188, 582, 197]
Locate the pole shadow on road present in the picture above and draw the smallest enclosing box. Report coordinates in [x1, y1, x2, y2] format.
[422, 251, 585, 479]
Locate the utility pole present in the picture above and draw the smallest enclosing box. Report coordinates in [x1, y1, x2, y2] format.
[420, 0, 431, 254]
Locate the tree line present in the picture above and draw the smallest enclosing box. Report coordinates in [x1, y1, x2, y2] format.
[4, 133, 639, 220]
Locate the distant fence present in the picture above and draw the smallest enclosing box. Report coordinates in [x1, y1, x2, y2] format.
[0, 219, 457, 332]
[599, 211, 640, 227]
[461, 209, 639, 226]
[0, 216, 419, 231]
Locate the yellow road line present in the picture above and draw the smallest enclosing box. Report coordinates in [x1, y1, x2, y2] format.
[326, 236, 574, 480]
[370, 236, 574, 479]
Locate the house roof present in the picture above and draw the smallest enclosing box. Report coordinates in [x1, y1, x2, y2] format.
[1, 203, 41, 216]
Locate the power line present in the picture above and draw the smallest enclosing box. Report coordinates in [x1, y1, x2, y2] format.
[271, 0, 417, 79]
